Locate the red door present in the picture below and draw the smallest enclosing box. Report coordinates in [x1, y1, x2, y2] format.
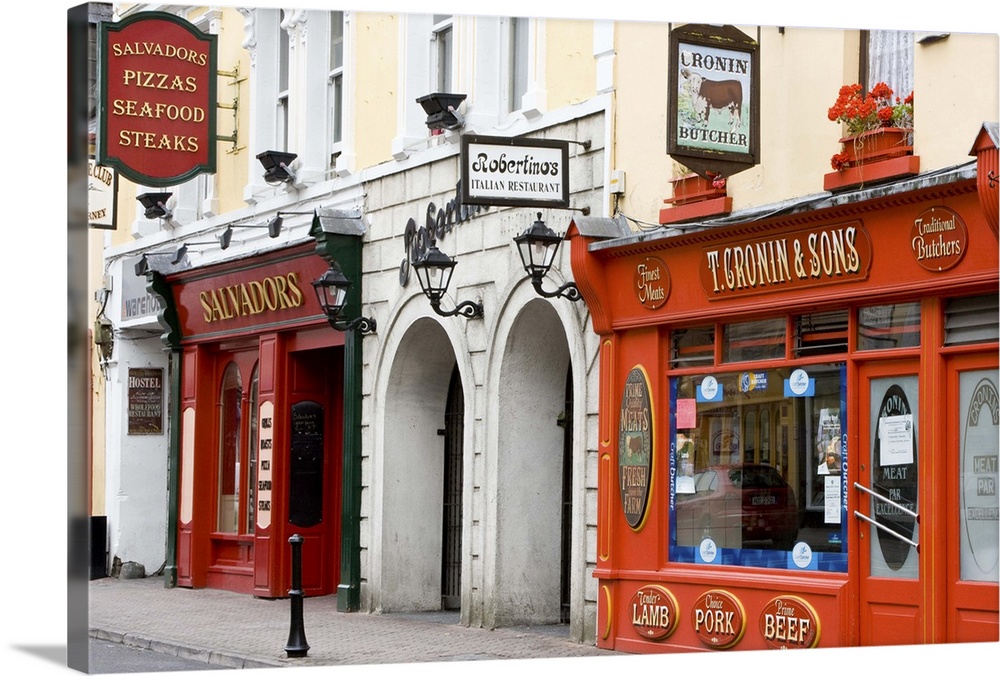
[856, 360, 924, 645]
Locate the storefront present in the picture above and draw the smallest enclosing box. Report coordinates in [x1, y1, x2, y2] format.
[568, 133, 999, 652]
[148, 223, 365, 599]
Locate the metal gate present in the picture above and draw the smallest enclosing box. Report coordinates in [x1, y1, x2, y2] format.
[441, 366, 464, 610]
[558, 365, 573, 624]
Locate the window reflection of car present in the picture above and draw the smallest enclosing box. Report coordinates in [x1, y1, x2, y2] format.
[675, 464, 798, 549]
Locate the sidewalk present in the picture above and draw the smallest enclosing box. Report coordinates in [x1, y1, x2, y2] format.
[87, 576, 615, 670]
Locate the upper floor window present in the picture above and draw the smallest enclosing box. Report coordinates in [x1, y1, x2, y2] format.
[329, 11, 345, 154]
[862, 30, 914, 102]
[509, 18, 529, 113]
[277, 22, 290, 151]
[432, 14, 454, 92]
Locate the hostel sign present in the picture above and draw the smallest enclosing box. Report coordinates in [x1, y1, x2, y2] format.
[97, 12, 217, 186]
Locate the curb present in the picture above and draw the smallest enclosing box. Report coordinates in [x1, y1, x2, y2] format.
[89, 627, 289, 669]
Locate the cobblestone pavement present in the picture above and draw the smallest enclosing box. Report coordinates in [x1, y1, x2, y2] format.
[87, 576, 616, 670]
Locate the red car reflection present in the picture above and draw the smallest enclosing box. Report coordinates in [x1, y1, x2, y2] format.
[675, 464, 798, 549]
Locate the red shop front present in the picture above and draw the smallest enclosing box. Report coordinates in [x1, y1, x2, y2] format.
[568, 153, 998, 652]
[166, 243, 344, 598]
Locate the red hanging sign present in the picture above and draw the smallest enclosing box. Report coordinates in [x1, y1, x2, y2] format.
[97, 12, 217, 186]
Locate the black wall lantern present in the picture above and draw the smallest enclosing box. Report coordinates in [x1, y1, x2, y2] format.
[312, 264, 377, 335]
[513, 213, 581, 301]
[257, 150, 298, 185]
[137, 192, 173, 220]
[416, 93, 467, 131]
[412, 245, 484, 319]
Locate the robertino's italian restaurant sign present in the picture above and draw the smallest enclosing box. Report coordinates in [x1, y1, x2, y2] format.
[97, 12, 217, 186]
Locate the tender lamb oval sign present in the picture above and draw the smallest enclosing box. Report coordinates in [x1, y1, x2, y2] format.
[619, 367, 654, 529]
[629, 585, 680, 641]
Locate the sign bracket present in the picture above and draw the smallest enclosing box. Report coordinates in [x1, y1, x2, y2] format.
[216, 63, 246, 154]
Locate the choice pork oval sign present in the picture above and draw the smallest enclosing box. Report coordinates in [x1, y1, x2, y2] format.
[97, 12, 217, 186]
[619, 367, 654, 530]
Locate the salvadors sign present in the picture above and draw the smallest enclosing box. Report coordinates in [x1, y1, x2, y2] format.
[97, 12, 217, 186]
[460, 135, 569, 209]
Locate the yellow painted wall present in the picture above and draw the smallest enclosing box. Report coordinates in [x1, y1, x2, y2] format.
[353, 12, 400, 169]
[915, 32, 1000, 169]
[612, 21, 997, 227]
[545, 18, 598, 109]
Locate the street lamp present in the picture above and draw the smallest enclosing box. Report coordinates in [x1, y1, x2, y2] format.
[513, 213, 581, 301]
[412, 245, 484, 319]
[312, 264, 376, 335]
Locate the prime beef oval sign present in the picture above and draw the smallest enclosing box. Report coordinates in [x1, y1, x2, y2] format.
[97, 12, 217, 186]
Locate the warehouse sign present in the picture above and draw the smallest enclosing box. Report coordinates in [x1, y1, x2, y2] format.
[97, 12, 217, 186]
[460, 135, 569, 208]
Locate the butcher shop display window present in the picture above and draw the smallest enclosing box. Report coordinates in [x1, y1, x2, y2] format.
[670, 364, 848, 572]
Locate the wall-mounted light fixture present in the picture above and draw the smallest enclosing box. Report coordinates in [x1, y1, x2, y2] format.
[137, 192, 173, 220]
[257, 150, 298, 185]
[312, 264, 377, 335]
[513, 213, 581, 302]
[411, 244, 484, 319]
[416, 93, 467, 131]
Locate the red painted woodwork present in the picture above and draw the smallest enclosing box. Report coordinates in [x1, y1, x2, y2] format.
[170, 247, 345, 599]
[571, 174, 998, 654]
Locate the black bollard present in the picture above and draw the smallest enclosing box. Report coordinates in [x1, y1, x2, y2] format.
[284, 534, 310, 657]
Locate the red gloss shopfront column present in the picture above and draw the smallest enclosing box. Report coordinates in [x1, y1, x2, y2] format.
[170, 243, 344, 598]
[570, 173, 998, 653]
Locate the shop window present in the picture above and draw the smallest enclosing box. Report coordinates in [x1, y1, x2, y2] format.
[246, 366, 259, 534]
[945, 294, 1000, 346]
[958, 369, 999, 583]
[795, 310, 849, 357]
[670, 325, 715, 369]
[857, 302, 921, 351]
[722, 317, 786, 363]
[671, 364, 847, 571]
[217, 363, 243, 533]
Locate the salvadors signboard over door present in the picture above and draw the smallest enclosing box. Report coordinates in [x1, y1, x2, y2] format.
[97, 12, 217, 186]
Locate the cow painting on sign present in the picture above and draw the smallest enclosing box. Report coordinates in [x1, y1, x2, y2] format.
[681, 67, 744, 134]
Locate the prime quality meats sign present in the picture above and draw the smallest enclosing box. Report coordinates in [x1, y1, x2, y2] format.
[97, 12, 217, 186]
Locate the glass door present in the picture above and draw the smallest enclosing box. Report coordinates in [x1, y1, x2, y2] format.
[856, 361, 923, 645]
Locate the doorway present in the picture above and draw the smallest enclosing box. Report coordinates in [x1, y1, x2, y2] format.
[441, 365, 465, 610]
[856, 361, 922, 645]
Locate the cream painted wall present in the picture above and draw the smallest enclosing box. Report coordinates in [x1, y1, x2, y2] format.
[610, 19, 671, 224]
[90, 228, 107, 516]
[545, 19, 598, 109]
[353, 12, 400, 169]
[915, 32, 1000, 169]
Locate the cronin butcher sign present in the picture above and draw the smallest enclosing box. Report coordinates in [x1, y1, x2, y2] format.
[97, 12, 217, 186]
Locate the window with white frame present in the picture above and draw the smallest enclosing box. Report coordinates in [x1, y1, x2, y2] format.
[329, 11, 344, 162]
[509, 17, 529, 113]
[432, 14, 454, 92]
[277, 22, 290, 151]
